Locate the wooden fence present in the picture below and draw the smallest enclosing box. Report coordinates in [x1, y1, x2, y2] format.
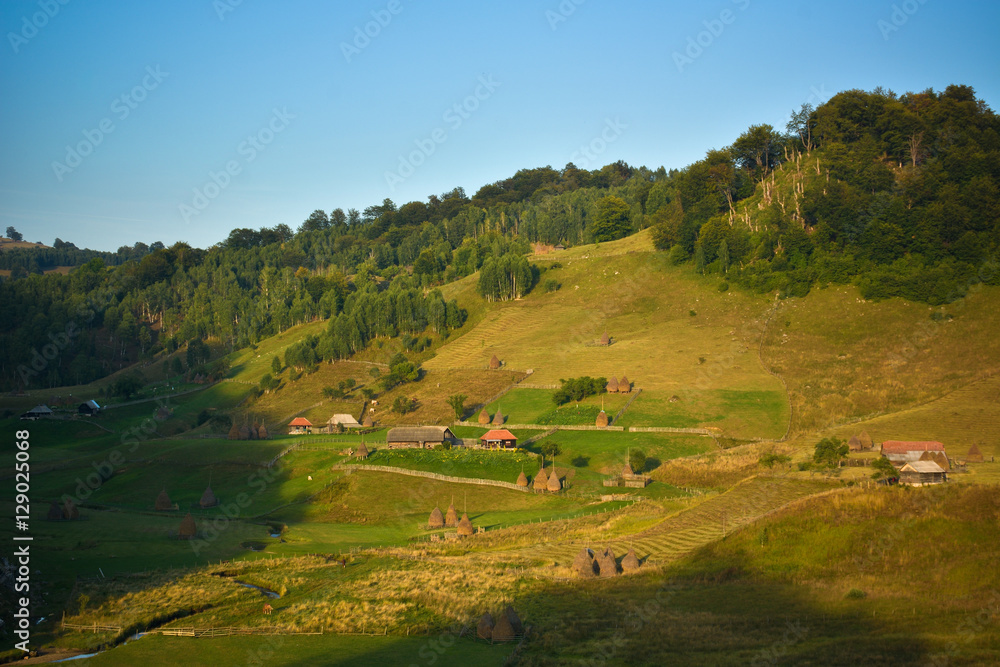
[333, 464, 529, 492]
[627, 426, 712, 434]
[612, 388, 643, 424]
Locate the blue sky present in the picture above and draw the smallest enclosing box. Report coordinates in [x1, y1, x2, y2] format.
[1, 0, 997, 251]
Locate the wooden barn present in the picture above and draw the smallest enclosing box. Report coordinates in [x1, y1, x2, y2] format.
[480, 429, 517, 450]
[78, 399, 101, 416]
[287, 417, 313, 435]
[325, 414, 361, 432]
[386, 426, 457, 449]
[21, 405, 53, 420]
[899, 460, 947, 486]
[880, 440, 946, 466]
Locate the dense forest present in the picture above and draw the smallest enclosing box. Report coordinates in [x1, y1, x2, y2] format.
[1, 84, 997, 391]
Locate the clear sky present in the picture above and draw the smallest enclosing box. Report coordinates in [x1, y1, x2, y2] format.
[1, 0, 997, 251]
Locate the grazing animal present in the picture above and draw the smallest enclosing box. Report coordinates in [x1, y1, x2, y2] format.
[263, 604, 273, 615]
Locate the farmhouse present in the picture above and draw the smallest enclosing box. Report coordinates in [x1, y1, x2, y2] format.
[78, 400, 101, 416]
[899, 460, 947, 486]
[880, 440, 946, 465]
[287, 417, 313, 435]
[21, 405, 54, 420]
[325, 414, 361, 431]
[480, 429, 517, 450]
[386, 426, 457, 449]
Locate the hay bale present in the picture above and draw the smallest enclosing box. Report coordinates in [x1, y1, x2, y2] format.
[574, 548, 597, 578]
[967, 443, 985, 463]
[489, 354, 501, 370]
[428, 507, 445, 529]
[504, 606, 523, 635]
[516, 471, 529, 487]
[457, 513, 474, 536]
[621, 548, 641, 572]
[600, 331, 610, 346]
[478, 408, 490, 425]
[47, 501, 63, 521]
[595, 410, 609, 427]
[606, 376, 619, 394]
[596, 547, 618, 577]
[491, 409, 505, 426]
[492, 610, 515, 641]
[63, 498, 79, 520]
[445, 503, 458, 527]
[228, 423, 240, 440]
[257, 423, 269, 439]
[477, 613, 495, 640]
[547, 469, 562, 492]
[199, 485, 218, 508]
[178, 513, 197, 540]
[619, 376, 630, 393]
[155, 489, 173, 511]
[533, 467, 549, 490]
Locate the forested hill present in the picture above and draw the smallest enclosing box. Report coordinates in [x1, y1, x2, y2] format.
[1, 84, 997, 391]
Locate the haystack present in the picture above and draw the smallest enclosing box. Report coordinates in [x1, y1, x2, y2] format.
[257, 423, 269, 439]
[533, 467, 549, 490]
[248, 423, 259, 440]
[606, 376, 619, 394]
[933, 451, 951, 471]
[596, 547, 618, 578]
[156, 407, 171, 420]
[47, 501, 63, 521]
[492, 409, 505, 426]
[574, 547, 597, 578]
[63, 498, 79, 520]
[356, 441, 370, 459]
[428, 507, 445, 529]
[492, 609, 515, 641]
[238, 425, 250, 440]
[489, 354, 501, 370]
[516, 471, 529, 487]
[859, 431, 874, 450]
[504, 606, 523, 635]
[228, 423, 240, 440]
[155, 489, 173, 511]
[619, 376, 630, 393]
[967, 443, 984, 463]
[477, 612, 495, 640]
[199, 485, 218, 508]
[600, 331, 610, 346]
[363, 414, 374, 428]
[478, 408, 491, 425]
[622, 462, 634, 477]
[178, 513, 197, 540]
[848, 435, 863, 452]
[595, 410, 609, 427]
[621, 548, 641, 572]
[445, 502, 458, 527]
[547, 468, 562, 492]
[457, 513, 474, 536]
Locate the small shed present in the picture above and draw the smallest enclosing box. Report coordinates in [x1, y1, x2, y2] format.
[478, 408, 491, 425]
[554, 243, 566, 251]
[78, 400, 101, 416]
[899, 460, 947, 486]
[386, 426, 456, 449]
[480, 429, 517, 450]
[489, 354, 502, 370]
[288, 417, 313, 435]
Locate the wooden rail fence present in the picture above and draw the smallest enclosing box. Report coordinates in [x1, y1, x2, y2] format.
[333, 464, 529, 492]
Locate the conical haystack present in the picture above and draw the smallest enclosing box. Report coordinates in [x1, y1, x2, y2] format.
[932, 451, 950, 471]
[859, 431, 874, 450]
[619, 376, 630, 393]
[595, 410, 609, 427]
[445, 502, 458, 527]
[356, 441, 370, 459]
[477, 612, 495, 640]
[457, 513, 474, 536]
[199, 485, 218, 508]
[622, 462, 634, 477]
[967, 443, 984, 462]
[600, 331, 610, 346]
[492, 609, 515, 641]
[606, 376, 619, 394]
[533, 467, 549, 490]
[428, 507, 444, 529]
[47, 501, 63, 521]
[248, 423, 259, 440]
[596, 547, 618, 577]
[492, 409, 505, 426]
[489, 354, 501, 370]
[63, 498, 79, 520]
[238, 425, 250, 440]
[155, 489, 173, 511]
[516, 471, 529, 487]
[547, 468, 562, 492]
[257, 423, 269, 439]
[228, 423, 240, 440]
[478, 408, 490, 425]
[848, 435, 863, 452]
[178, 513, 197, 540]
[363, 414, 374, 428]
[621, 548, 641, 572]
[574, 547, 597, 578]
[504, 606, 523, 635]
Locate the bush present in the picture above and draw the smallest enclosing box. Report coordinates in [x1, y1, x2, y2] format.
[544, 278, 561, 293]
[718, 281, 729, 292]
[689, 310, 697, 317]
[845, 588, 867, 599]
[552, 376, 607, 405]
[668, 245, 688, 266]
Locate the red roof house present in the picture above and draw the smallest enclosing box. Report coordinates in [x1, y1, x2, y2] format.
[880, 440, 945, 465]
[480, 429, 517, 450]
[288, 417, 313, 435]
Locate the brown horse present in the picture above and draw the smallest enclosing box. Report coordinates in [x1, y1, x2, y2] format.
[263, 604, 273, 615]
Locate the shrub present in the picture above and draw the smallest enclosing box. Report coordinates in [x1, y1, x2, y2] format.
[845, 588, 867, 599]
[718, 281, 729, 292]
[544, 278, 561, 293]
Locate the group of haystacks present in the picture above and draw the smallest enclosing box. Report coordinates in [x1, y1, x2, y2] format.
[46, 498, 80, 521]
[477, 606, 524, 642]
[153, 485, 219, 539]
[228, 421, 269, 440]
[477, 408, 506, 426]
[605, 375, 632, 394]
[574, 546, 641, 578]
[427, 501, 475, 536]
[523, 466, 562, 492]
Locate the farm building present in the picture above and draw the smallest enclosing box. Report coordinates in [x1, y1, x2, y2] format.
[554, 243, 566, 250]
[325, 414, 362, 431]
[480, 429, 517, 450]
[386, 426, 457, 449]
[287, 417, 313, 435]
[603, 460, 651, 488]
[78, 400, 101, 416]
[899, 461, 947, 486]
[21, 405, 53, 420]
[881, 440, 946, 465]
